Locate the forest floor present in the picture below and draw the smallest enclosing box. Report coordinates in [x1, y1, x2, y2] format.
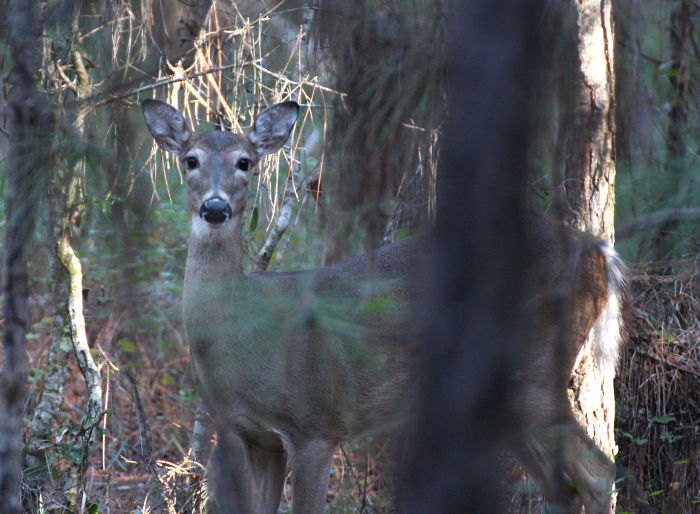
[10, 262, 700, 512]
[18, 293, 395, 513]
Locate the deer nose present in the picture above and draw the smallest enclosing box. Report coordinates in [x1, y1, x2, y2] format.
[200, 197, 232, 224]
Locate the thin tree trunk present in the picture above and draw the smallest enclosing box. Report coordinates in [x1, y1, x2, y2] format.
[667, 0, 691, 160]
[648, 0, 692, 264]
[254, 4, 315, 271]
[1, 1, 50, 510]
[24, 39, 103, 509]
[565, 1, 618, 511]
[61, 49, 103, 508]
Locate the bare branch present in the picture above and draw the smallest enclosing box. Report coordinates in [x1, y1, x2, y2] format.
[93, 61, 343, 108]
[617, 207, 700, 240]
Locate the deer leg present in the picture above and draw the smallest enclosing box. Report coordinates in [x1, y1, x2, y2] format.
[512, 398, 615, 513]
[210, 429, 255, 513]
[244, 440, 287, 514]
[289, 439, 336, 514]
[210, 430, 287, 514]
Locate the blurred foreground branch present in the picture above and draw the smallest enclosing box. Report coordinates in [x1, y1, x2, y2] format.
[617, 207, 700, 240]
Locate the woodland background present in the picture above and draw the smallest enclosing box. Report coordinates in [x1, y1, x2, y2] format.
[0, 0, 698, 512]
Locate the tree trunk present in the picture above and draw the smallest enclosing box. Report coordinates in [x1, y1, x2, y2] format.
[400, 1, 543, 510]
[566, 0, 616, 243]
[565, 1, 618, 511]
[23, 38, 103, 509]
[647, 0, 692, 264]
[1, 1, 50, 510]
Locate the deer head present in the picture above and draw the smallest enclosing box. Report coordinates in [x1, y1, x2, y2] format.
[142, 100, 299, 231]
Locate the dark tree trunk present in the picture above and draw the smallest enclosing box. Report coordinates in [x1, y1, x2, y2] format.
[399, 1, 545, 511]
[1, 1, 51, 510]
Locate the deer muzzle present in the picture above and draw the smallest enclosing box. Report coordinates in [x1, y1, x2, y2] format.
[199, 197, 232, 224]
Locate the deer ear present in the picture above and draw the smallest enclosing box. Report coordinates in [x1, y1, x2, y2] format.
[142, 100, 191, 155]
[248, 101, 299, 156]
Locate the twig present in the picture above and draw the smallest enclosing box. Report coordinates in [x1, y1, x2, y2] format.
[250, 61, 345, 97]
[124, 371, 156, 474]
[54, 60, 78, 93]
[339, 445, 370, 511]
[635, 348, 700, 380]
[254, 12, 314, 271]
[617, 207, 700, 240]
[92, 62, 249, 107]
[93, 61, 344, 108]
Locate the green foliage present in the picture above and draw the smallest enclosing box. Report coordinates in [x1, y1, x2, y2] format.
[616, 429, 649, 447]
[615, 0, 700, 267]
[651, 415, 676, 424]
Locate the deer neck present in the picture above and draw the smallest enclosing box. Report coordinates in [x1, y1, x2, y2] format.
[184, 216, 245, 289]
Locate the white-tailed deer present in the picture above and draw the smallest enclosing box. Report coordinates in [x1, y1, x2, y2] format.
[142, 99, 626, 513]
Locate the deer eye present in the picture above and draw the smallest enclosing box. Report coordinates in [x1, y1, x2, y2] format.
[237, 158, 250, 171]
[184, 156, 199, 170]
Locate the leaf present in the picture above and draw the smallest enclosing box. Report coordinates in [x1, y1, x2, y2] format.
[615, 429, 648, 446]
[649, 490, 663, 497]
[161, 375, 174, 386]
[659, 431, 683, 444]
[117, 338, 135, 353]
[652, 415, 676, 424]
[28, 368, 45, 384]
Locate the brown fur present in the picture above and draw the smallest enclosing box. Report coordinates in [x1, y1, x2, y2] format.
[142, 100, 626, 513]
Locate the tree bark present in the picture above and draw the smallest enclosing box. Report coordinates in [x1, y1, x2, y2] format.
[24, 41, 103, 509]
[1, 1, 50, 510]
[566, 0, 617, 243]
[400, 1, 542, 510]
[59, 49, 104, 508]
[565, 1, 618, 511]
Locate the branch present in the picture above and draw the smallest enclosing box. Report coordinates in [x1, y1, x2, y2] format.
[635, 348, 700, 381]
[92, 61, 344, 108]
[616, 207, 700, 240]
[56, 236, 104, 481]
[254, 9, 316, 271]
[254, 165, 299, 271]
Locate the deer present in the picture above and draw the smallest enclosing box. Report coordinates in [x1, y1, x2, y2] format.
[142, 98, 627, 513]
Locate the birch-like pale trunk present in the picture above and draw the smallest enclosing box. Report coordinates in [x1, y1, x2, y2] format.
[254, 3, 317, 271]
[566, 1, 618, 511]
[24, 45, 103, 509]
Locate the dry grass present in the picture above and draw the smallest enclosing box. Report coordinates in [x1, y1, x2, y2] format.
[19, 294, 397, 513]
[616, 264, 700, 512]
[144, 3, 339, 270]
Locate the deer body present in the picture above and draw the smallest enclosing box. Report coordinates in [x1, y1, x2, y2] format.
[143, 99, 626, 513]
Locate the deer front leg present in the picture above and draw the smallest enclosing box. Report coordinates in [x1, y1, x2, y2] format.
[245, 441, 287, 514]
[210, 429, 254, 513]
[512, 376, 615, 513]
[210, 430, 287, 514]
[290, 439, 337, 514]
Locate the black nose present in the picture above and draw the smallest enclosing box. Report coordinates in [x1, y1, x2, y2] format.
[200, 197, 232, 224]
